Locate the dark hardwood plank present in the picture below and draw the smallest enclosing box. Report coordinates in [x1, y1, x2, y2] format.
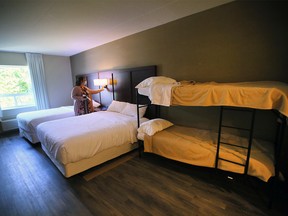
[0, 131, 287, 216]
[0, 133, 93, 216]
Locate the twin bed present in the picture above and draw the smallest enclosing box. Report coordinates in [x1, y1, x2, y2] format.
[136, 77, 288, 182]
[17, 106, 75, 143]
[17, 101, 102, 144]
[17, 65, 156, 177]
[37, 107, 148, 177]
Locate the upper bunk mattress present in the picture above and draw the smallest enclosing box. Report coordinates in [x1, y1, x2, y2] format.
[148, 81, 288, 117]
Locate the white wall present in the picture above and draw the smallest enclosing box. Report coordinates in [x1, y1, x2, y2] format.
[0, 51, 73, 132]
[0, 52, 26, 65]
[43, 55, 73, 108]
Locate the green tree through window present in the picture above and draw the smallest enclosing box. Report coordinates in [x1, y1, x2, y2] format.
[0, 65, 36, 109]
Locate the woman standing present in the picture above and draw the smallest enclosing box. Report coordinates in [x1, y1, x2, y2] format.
[71, 77, 104, 116]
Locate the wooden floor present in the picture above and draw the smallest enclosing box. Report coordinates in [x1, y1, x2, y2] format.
[0, 131, 287, 216]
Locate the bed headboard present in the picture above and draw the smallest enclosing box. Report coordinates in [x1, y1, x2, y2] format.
[75, 65, 157, 115]
[109, 65, 156, 104]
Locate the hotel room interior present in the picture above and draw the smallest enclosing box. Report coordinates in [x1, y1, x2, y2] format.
[0, 0, 287, 215]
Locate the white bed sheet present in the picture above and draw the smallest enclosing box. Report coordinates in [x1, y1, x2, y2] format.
[17, 106, 75, 143]
[139, 83, 178, 106]
[137, 87, 150, 96]
[37, 111, 147, 165]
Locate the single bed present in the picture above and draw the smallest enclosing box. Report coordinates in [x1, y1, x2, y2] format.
[17, 106, 75, 143]
[37, 106, 148, 177]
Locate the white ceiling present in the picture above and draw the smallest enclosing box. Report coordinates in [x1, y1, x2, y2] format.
[0, 0, 233, 57]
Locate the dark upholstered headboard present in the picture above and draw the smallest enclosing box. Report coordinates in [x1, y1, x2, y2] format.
[75, 65, 157, 112]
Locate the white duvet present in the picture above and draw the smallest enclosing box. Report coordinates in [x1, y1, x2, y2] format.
[17, 106, 75, 143]
[37, 111, 146, 165]
[17, 106, 74, 133]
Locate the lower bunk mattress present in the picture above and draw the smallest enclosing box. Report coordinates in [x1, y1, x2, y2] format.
[143, 125, 274, 182]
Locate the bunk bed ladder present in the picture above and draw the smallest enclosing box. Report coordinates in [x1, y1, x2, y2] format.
[215, 106, 256, 175]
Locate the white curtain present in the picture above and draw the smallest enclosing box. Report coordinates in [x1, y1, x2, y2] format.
[0, 105, 3, 119]
[26, 53, 49, 110]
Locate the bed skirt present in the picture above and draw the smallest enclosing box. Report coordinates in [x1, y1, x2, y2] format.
[41, 142, 138, 178]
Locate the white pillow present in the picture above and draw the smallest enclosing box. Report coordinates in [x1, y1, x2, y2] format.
[121, 103, 147, 118]
[137, 132, 145, 141]
[135, 76, 176, 88]
[107, 100, 127, 113]
[92, 100, 101, 108]
[137, 118, 173, 136]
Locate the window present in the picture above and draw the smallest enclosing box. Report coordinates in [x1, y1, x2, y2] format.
[0, 65, 36, 109]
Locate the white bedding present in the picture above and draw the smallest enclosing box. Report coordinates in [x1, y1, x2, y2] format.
[143, 83, 179, 106]
[37, 111, 147, 165]
[17, 106, 75, 143]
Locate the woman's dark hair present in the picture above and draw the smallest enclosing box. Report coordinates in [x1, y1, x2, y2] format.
[75, 77, 85, 86]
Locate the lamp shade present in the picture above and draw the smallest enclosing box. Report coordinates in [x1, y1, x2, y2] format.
[93, 79, 108, 86]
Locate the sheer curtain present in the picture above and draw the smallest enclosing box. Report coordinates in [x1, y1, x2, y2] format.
[25, 53, 50, 110]
[0, 105, 3, 120]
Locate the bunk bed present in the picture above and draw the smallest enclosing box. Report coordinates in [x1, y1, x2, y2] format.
[136, 78, 287, 182]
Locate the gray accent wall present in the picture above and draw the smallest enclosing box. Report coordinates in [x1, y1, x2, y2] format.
[70, 1, 288, 179]
[70, 1, 288, 131]
[71, 1, 288, 82]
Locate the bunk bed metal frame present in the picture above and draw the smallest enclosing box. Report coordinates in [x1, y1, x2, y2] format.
[136, 88, 287, 207]
[136, 88, 287, 179]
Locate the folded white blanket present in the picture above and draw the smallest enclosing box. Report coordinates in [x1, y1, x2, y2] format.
[149, 83, 179, 106]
